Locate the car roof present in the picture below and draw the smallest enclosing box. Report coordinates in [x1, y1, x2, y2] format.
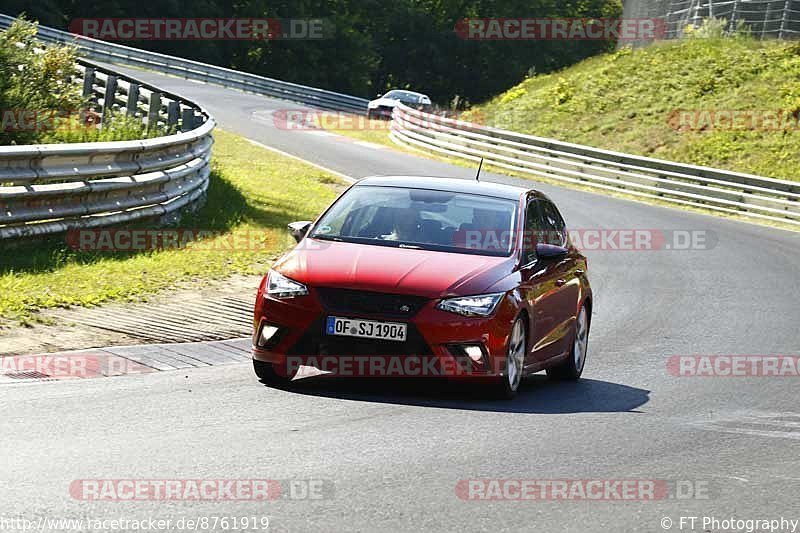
[386, 90, 426, 96]
[355, 176, 539, 201]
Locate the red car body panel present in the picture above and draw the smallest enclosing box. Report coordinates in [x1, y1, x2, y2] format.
[275, 240, 516, 298]
[253, 176, 592, 381]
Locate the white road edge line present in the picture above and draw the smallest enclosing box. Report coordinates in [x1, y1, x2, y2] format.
[244, 138, 356, 184]
[353, 140, 386, 150]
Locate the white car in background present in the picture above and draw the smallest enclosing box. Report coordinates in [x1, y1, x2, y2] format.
[367, 90, 432, 119]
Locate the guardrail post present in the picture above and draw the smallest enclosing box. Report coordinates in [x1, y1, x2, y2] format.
[101, 75, 118, 125]
[126, 83, 140, 117]
[148, 92, 162, 128]
[167, 101, 180, 130]
[779, 0, 789, 38]
[82, 67, 95, 99]
[181, 108, 195, 132]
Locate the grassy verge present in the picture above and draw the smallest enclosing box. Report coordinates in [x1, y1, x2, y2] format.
[389, 136, 800, 231]
[327, 34, 800, 230]
[326, 115, 799, 231]
[470, 34, 800, 182]
[318, 115, 395, 147]
[0, 129, 341, 324]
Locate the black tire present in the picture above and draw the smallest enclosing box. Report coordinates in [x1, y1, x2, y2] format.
[367, 110, 375, 120]
[490, 317, 527, 400]
[546, 304, 589, 381]
[253, 360, 297, 385]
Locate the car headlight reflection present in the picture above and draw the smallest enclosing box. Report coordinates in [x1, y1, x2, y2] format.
[436, 293, 504, 317]
[266, 270, 308, 299]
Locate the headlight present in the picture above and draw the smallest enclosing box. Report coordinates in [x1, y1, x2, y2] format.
[436, 293, 504, 317]
[266, 270, 308, 299]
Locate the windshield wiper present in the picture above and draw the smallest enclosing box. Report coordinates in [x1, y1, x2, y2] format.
[311, 235, 343, 242]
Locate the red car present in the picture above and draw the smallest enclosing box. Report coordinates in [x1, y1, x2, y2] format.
[253, 176, 592, 398]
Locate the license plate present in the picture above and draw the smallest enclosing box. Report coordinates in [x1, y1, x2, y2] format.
[325, 316, 407, 342]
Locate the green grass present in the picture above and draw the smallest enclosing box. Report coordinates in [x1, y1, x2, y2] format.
[315, 114, 395, 147]
[0, 129, 340, 324]
[327, 35, 800, 230]
[40, 112, 168, 143]
[469, 35, 800, 182]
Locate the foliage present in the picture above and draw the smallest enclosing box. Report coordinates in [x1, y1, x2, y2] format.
[685, 17, 752, 39]
[41, 111, 166, 143]
[0, 129, 339, 323]
[473, 33, 800, 181]
[2, 1, 622, 104]
[0, 17, 82, 145]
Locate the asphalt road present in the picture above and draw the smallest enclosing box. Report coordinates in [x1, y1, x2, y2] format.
[1, 67, 799, 533]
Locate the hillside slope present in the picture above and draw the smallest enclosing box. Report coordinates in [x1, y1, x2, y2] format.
[468, 35, 800, 181]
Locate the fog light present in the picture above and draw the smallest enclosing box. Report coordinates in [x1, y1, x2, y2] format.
[257, 324, 283, 349]
[448, 344, 486, 365]
[463, 345, 484, 362]
[260, 325, 280, 344]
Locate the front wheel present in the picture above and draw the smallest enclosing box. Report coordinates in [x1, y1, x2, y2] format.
[546, 304, 589, 381]
[253, 360, 297, 385]
[490, 317, 527, 399]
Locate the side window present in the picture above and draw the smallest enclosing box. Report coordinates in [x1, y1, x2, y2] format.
[523, 201, 542, 263]
[540, 200, 566, 247]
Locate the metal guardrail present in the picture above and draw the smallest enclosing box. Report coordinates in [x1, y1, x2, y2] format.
[0, 54, 215, 239]
[390, 103, 800, 226]
[0, 14, 370, 115]
[4, 14, 796, 236]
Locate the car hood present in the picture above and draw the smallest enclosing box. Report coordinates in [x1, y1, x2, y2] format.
[274, 239, 515, 298]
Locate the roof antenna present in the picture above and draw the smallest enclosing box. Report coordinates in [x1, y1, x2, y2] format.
[475, 157, 484, 182]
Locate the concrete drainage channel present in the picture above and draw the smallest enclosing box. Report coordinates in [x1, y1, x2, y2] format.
[0, 275, 262, 382]
[47, 293, 255, 345]
[0, 338, 252, 384]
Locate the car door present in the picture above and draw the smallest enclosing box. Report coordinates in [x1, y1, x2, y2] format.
[537, 199, 580, 359]
[518, 199, 568, 366]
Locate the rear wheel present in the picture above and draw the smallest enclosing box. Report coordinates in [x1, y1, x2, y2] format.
[546, 304, 589, 381]
[491, 317, 527, 399]
[253, 360, 297, 385]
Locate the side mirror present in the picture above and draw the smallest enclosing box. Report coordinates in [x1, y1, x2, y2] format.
[535, 243, 569, 259]
[287, 221, 312, 243]
[376, 93, 383, 98]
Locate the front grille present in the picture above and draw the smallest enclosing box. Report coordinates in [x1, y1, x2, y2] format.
[288, 318, 432, 357]
[316, 288, 429, 319]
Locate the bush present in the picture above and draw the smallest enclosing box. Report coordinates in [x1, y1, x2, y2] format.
[0, 17, 82, 145]
[473, 33, 800, 181]
[41, 110, 167, 143]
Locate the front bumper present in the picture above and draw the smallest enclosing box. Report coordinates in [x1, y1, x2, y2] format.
[252, 284, 518, 379]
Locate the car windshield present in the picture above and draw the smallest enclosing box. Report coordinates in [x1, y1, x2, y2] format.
[309, 185, 517, 256]
[384, 90, 424, 103]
